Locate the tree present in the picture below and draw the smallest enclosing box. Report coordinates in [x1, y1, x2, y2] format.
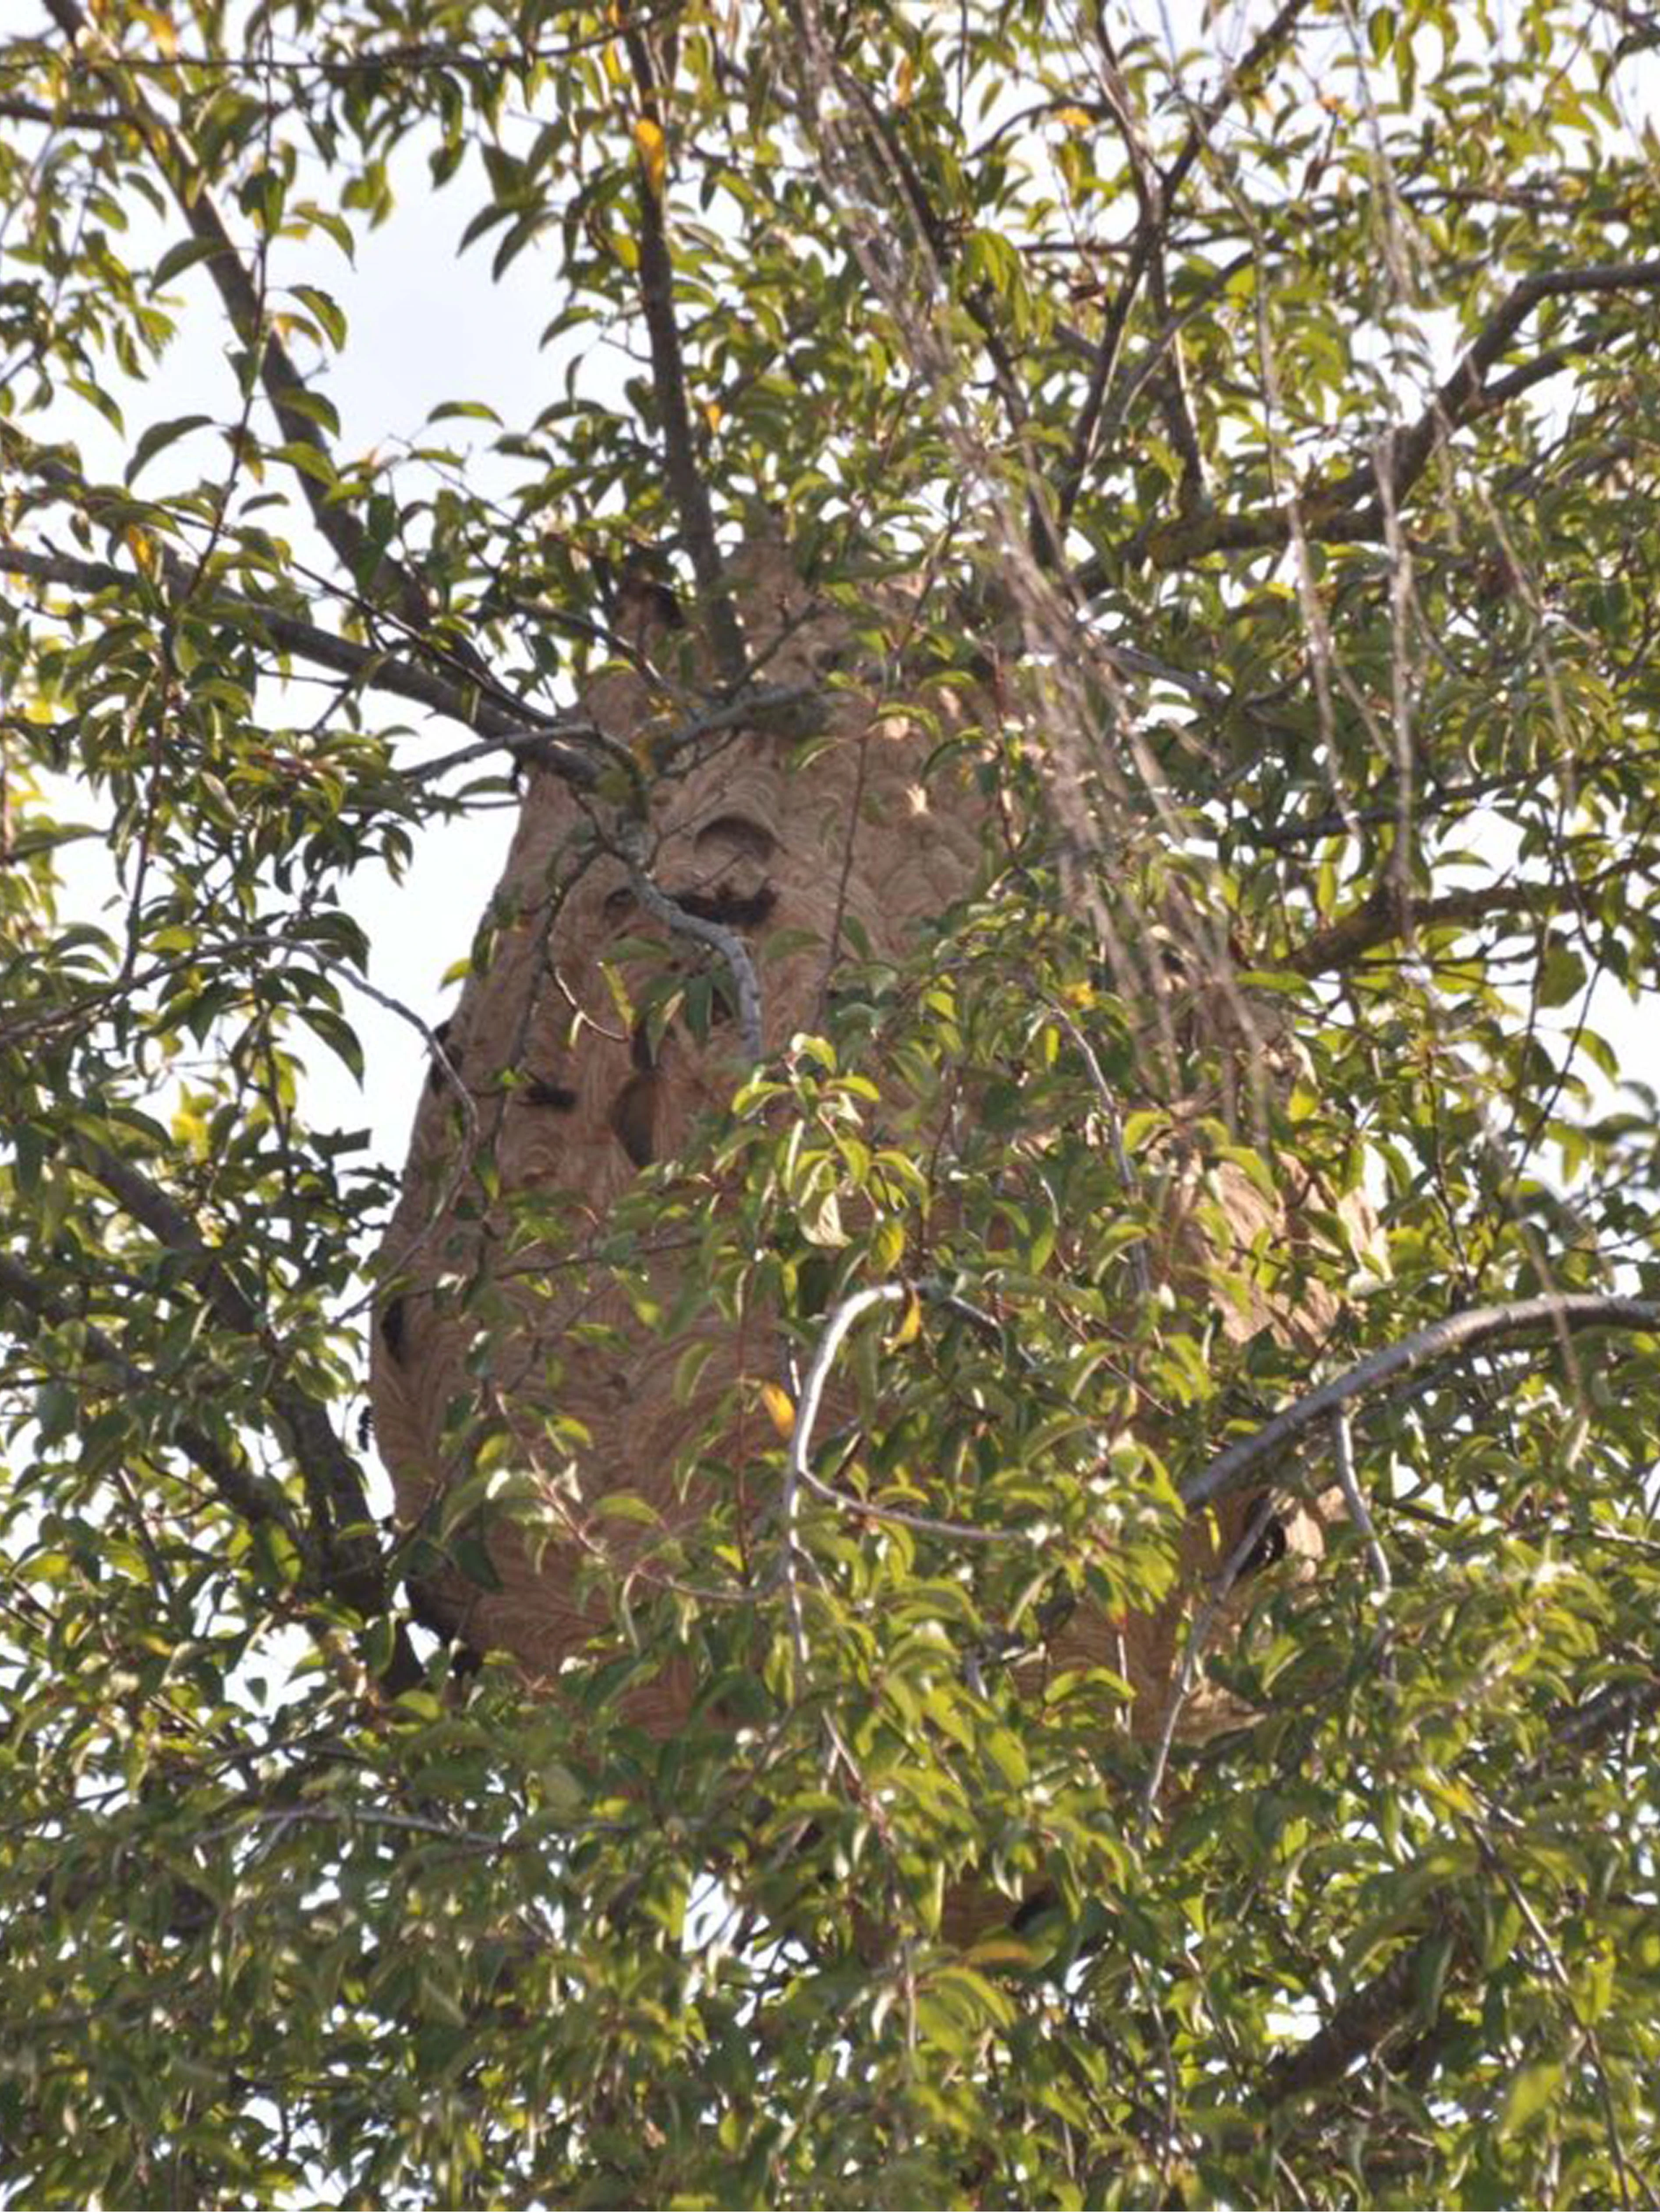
[3, 0, 1660, 2199]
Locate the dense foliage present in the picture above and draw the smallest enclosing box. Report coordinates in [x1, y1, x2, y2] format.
[4, 0, 1660, 2201]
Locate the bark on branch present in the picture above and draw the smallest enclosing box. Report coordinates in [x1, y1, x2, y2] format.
[1094, 257, 1660, 574]
[1288, 850, 1655, 975]
[1057, 0, 1310, 523]
[1331, 257, 1660, 516]
[623, 22, 747, 686]
[1263, 1929, 1451, 2105]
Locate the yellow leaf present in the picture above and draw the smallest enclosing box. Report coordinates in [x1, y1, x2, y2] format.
[895, 53, 914, 106]
[124, 524, 159, 577]
[760, 1382, 796, 1440]
[1054, 104, 1093, 131]
[136, 7, 178, 56]
[633, 117, 667, 198]
[885, 1292, 922, 1349]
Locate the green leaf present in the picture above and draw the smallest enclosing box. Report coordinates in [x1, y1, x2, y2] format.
[289, 283, 348, 351]
[125, 413, 214, 485]
[1499, 2060, 1564, 2137]
[151, 235, 223, 288]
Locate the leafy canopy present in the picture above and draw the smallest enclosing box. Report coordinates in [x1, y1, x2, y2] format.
[3, 0, 1660, 2202]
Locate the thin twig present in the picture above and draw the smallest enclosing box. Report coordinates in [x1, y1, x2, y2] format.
[1329, 1408, 1391, 1600]
[1135, 1492, 1282, 1839]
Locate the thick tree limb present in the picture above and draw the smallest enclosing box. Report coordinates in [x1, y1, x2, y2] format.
[1288, 878, 1568, 974]
[1182, 1294, 1660, 1512]
[1288, 851, 1656, 974]
[1264, 1929, 1449, 2104]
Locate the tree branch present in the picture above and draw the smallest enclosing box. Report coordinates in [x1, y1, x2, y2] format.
[1287, 851, 1656, 974]
[1057, 0, 1309, 523]
[1089, 23, 1206, 516]
[835, 73, 1061, 567]
[0, 95, 120, 127]
[0, 542, 601, 786]
[617, 823, 766, 1062]
[1080, 257, 1660, 576]
[72, 1142, 384, 1609]
[1263, 1649, 1660, 2111]
[1182, 1294, 1660, 1513]
[1287, 878, 1566, 975]
[1331, 258, 1660, 516]
[1264, 1928, 1450, 2104]
[0, 1249, 300, 1543]
[622, 23, 747, 685]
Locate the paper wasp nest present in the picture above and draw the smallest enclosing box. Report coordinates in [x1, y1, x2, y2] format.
[371, 542, 1354, 1766]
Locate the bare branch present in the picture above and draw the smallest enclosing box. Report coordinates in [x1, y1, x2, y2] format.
[1048, 1001, 1150, 1301]
[0, 95, 120, 126]
[407, 682, 816, 786]
[1136, 1493, 1282, 1837]
[1330, 1408, 1391, 1601]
